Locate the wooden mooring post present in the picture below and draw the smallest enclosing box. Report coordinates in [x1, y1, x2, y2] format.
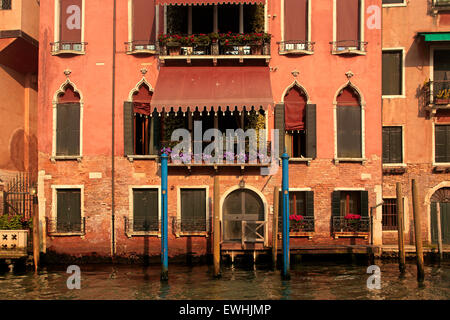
[272, 186, 280, 269]
[411, 179, 425, 282]
[396, 183, 406, 273]
[213, 175, 221, 278]
[436, 202, 444, 262]
[32, 195, 40, 272]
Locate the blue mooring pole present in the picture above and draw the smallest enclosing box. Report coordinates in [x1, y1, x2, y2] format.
[161, 153, 169, 281]
[281, 152, 290, 280]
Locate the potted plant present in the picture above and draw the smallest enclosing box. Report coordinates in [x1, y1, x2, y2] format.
[0, 215, 32, 251]
[344, 214, 361, 231]
[289, 214, 305, 232]
[209, 32, 220, 55]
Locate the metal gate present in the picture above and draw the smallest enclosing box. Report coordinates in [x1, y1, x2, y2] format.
[3, 172, 35, 220]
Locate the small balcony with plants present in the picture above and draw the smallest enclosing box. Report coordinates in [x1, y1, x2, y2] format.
[332, 215, 370, 239]
[278, 215, 315, 239]
[421, 79, 450, 115]
[159, 3, 270, 65]
[432, 0, 450, 14]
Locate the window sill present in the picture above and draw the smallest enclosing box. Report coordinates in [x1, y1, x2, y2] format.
[127, 155, 158, 162]
[51, 156, 82, 163]
[433, 163, 450, 173]
[51, 50, 86, 56]
[383, 164, 407, 174]
[48, 232, 85, 237]
[334, 158, 366, 165]
[289, 158, 313, 165]
[333, 232, 369, 239]
[126, 49, 157, 55]
[279, 49, 314, 56]
[382, 95, 406, 99]
[331, 49, 366, 56]
[174, 232, 209, 238]
[278, 232, 314, 239]
[126, 231, 161, 238]
[382, 3, 407, 8]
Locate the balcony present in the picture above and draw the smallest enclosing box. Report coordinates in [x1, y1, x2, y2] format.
[278, 216, 315, 239]
[278, 40, 315, 55]
[50, 42, 87, 55]
[46, 217, 86, 237]
[330, 40, 368, 55]
[158, 33, 271, 65]
[125, 41, 157, 55]
[432, 0, 450, 14]
[332, 216, 370, 239]
[421, 80, 450, 115]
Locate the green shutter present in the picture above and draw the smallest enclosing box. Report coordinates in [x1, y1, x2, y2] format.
[305, 191, 314, 217]
[430, 202, 438, 243]
[181, 189, 207, 232]
[390, 127, 403, 163]
[124, 102, 134, 156]
[133, 189, 158, 231]
[57, 189, 81, 232]
[360, 191, 369, 216]
[382, 127, 390, 163]
[150, 114, 161, 155]
[337, 106, 362, 158]
[274, 103, 285, 157]
[332, 191, 341, 217]
[56, 103, 80, 156]
[305, 104, 317, 159]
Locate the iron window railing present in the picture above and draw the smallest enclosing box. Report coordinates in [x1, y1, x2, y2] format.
[125, 41, 157, 53]
[278, 216, 315, 233]
[330, 40, 368, 53]
[46, 217, 86, 235]
[332, 216, 370, 233]
[125, 217, 159, 233]
[422, 80, 450, 107]
[172, 218, 209, 233]
[1, 0, 11, 10]
[160, 42, 270, 57]
[50, 42, 87, 54]
[278, 40, 315, 54]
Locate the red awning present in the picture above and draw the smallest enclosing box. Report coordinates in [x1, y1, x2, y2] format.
[155, 1, 264, 5]
[151, 66, 273, 113]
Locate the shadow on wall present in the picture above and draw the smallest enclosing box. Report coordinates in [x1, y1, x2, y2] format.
[8, 129, 38, 176]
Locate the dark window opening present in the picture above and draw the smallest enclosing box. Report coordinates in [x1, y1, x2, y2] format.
[180, 188, 207, 232]
[340, 191, 361, 217]
[192, 6, 214, 34]
[435, 125, 450, 163]
[382, 199, 398, 230]
[218, 4, 240, 33]
[56, 189, 81, 233]
[382, 0, 404, 4]
[1, 0, 11, 10]
[167, 5, 188, 34]
[286, 131, 306, 158]
[382, 126, 403, 164]
[382, 50, 403, 96]
[56, 85, 80, 156]
[133, 189, 159, 232]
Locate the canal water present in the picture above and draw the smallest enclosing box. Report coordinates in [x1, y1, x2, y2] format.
[0, 261, 449, 300]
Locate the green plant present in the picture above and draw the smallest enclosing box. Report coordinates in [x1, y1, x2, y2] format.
[0, 215, 31, 230]
[193, 34, 211, 47]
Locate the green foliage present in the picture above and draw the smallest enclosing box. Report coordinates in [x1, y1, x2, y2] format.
[162, 113, 186, 149]
[0, 215, 32, 230]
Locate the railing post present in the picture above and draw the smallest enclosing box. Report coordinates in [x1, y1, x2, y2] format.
[161, 153, 169, 281]
[281, 152, 290, 280]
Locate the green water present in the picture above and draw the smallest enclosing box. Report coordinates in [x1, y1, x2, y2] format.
[0, 261, 449, 300]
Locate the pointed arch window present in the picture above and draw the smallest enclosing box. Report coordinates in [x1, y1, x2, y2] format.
[56, 84, 81, 156]
[336, 86, 362, 158]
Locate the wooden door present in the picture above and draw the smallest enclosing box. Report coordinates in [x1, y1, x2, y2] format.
[431, 202, 450, 245]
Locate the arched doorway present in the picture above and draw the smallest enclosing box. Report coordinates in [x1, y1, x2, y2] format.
[222, 188, 265, 243]
[430, 187, 450, 244]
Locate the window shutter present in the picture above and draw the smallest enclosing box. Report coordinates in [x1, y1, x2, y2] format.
[435, 125, 447, 163]
[360, 191, 369, 216]
[150, 115, 160, 155]
[332, 191, 341, 217]
[57, 189, 81, 232]
[382, 51, 402, 96]
[274, 103, 285, 157]
[124, 102, 134, 156]
[382, 127, 390, 163]
[305, 191, 314, 217]
[430, 202, 438, 243]
[390, 127, 402, 163]
[337, 106, 361, 158]
[133, 189, 158, 231]
[181, 189, 206, 232]
[56, 103, 80, 156]
[305, 104, 317, 158]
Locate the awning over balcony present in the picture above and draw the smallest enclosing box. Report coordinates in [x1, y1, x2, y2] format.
[155, 0, 264, 5]
[151, 66, 273, 112]
[418, 32, 450, 42]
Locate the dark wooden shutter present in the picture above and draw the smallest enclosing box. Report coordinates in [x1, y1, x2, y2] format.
[337, 106, 361, 158]
[274, 103, 285, 157]
[124, 102, 134, 156]
[383, 127, 402, 163]
[305, 191, 314, 217]
[430, 202, 438, 243]
[57, 189, 81, 232]
[435, 125, 450, 163]
[133, 189, 158, 231]
[56, 103, 80, 156]
[360, 191, 369, 216]
[332, 191, 341, 217]
[150, 115, 160, 155]
[181, 189, 206, 232]
[382, 127, 390, 163]
[382, 51, 402, 96]
[305, 104, 317, 158]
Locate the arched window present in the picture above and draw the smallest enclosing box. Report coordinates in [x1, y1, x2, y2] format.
[284, 86, 308, 158]
[336, 86, 362, 158]
[131, 83, 159, 155]
[56, 84, 81, 156]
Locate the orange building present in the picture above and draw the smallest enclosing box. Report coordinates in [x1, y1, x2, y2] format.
[37, 0, 383, 260]
[0, 0, 39, 214]
[381, 0, 450, 247]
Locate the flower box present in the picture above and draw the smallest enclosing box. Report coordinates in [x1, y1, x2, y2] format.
[0, 230, 28, 250]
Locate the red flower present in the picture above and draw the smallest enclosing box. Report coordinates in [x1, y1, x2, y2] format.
[344, 214, 361, 220]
